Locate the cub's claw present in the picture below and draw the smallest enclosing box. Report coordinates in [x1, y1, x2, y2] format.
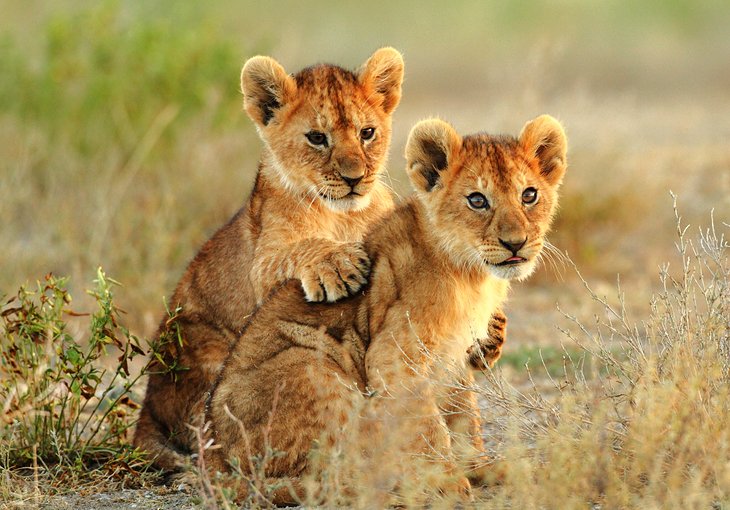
[299, 243, 370, 303]
[468, 310, 507, 369]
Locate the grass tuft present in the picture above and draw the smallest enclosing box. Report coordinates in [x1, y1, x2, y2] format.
[174, 205, 729, 509]
[472, 204, 730, 508]
[0, 268, 155, 501]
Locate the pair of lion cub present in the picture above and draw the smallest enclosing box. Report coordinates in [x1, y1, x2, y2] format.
[134, 47, 567, 504]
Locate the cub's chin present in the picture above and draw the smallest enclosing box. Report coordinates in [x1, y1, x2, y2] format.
[487, 258, 538, 281]
[319, 192, 373, 212]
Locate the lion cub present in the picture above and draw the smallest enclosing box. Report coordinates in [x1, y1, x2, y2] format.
[207, 115, 568, 504]
[134, 48, 404, 470]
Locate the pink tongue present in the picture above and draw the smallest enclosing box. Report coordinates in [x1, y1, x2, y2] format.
[507, 256, 523, 262]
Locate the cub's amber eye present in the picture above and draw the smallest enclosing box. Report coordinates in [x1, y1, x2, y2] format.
[466, 192, 489, 210]
[360, 127, 375, 141]
[522, 187, 538, 204]
[305, 131, 328, 147]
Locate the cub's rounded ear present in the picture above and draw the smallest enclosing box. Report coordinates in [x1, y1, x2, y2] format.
[519, 115, 567, 187]
[405, 119, 461, 193]
[359, 47, 404, 114]
[241, 56, 297, 128]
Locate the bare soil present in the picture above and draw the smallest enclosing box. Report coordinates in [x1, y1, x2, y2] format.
[15, 487, 197, 510]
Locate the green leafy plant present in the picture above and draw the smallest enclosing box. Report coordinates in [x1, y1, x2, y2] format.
[0, 269, 148, 479]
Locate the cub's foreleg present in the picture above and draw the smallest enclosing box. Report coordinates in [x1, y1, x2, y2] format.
[441, 371, 492, 485]
[467, 309, 507, 370]
[251, 237, 371, 303]
[366, 328, 472, 501]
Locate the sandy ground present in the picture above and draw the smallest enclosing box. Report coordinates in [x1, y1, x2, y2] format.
[16, 487, 196, 510]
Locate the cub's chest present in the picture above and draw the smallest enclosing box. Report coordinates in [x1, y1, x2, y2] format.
[433, 277, 509, 365]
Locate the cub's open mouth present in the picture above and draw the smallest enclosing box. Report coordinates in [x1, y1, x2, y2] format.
[496, 256, 527, 266]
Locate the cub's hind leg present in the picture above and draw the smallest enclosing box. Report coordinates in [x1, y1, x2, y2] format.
[133, 404, 190, 472]
[206, 347, 363, 505]
[135, 318, 234, 471]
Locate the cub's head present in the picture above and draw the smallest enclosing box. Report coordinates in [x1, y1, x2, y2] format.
[241, 48, 404, 211]
[406, 116, 567, 281]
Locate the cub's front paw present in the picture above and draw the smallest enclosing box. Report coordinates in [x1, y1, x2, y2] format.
[299, 243, 370, 302]
[467, 311, 507, 369]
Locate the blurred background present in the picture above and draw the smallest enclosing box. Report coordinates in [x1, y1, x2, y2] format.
[1, 0, 729, 356]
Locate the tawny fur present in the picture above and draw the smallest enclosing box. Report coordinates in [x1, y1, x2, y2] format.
[134, 48, 405, 470]
[207, 115, 568, 504]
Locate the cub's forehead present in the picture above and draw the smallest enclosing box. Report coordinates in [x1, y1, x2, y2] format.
[458, 135, 534, 189]
[292, 65, 371, 127]
[294, 64, 359, 91]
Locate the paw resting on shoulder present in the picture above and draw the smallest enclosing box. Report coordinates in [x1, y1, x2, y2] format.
[467, 310, 507, 369]
[298, 242, 371, 302]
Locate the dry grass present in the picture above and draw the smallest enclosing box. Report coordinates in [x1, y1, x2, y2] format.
[467, 204, 730, 509]
[182, 207, 728, 508]
[2, 1, 730, 508]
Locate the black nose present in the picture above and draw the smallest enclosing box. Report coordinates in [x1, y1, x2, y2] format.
[499, 238, 527, 254]
[341, 175, 363, 187]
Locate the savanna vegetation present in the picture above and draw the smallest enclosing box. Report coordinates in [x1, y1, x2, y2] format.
[1, 1, 729, 508]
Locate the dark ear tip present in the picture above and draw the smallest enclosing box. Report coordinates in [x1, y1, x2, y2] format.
[519, 115, 568, 184]
[240, 55, 292, 127]
[405, 118, 459, 192]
